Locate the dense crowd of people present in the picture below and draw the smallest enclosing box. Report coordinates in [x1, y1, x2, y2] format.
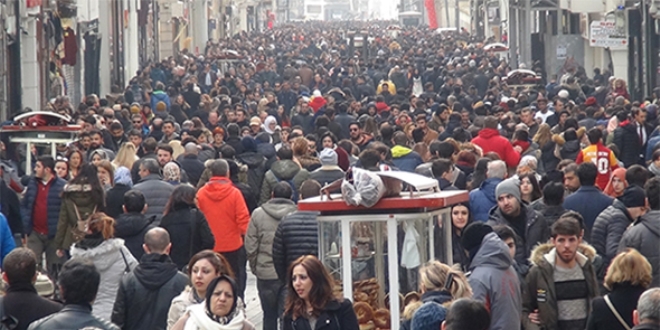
[0, 19, 660, 330]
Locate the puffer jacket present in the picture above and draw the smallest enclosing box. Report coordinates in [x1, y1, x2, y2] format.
[245, 198, 298, 280]
[522, 242, 599, 330]
[591, 199, 635, 271]
[391, 145, 423, 173]
[559, 140, 580, 161]
[618, 209, 660, 287]
[21, 176, 66, 238]
[54, 183, 104, 250]
[260, 160, 309, 205]
[114, 212, 156, 261]
[236, 151, 266, 199]
[467, 232, 522, 330]
[272, 210, 320, 282]
[487, 204, 550, 267]
[111, 253, 188, 330]
[160, 206, 216, 270]
[469, 178, 502, 222]
[70, 238, 138, 321]
[133, 174, 175, 224]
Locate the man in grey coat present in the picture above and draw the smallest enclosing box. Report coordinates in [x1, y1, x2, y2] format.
[133, 159, 175, 225]
[461, 222, 522, 330]
[245, 182, 298, 330]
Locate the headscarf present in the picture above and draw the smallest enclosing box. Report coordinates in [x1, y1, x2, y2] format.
[263, 115, 278, 134]
[113, 166, 133, 187]
[163, 162, 181, 183]
[604, 168, 628, 198]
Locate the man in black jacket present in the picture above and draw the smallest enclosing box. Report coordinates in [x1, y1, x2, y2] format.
[29, 258, 119, 330]
[0, 164, 22, 247]
[2, 248, 62, 330]
[614, 107, 654, 167]
[111, 228, 188, 330]
[114, 190, 155, 261]
[179, 142, 205, 186]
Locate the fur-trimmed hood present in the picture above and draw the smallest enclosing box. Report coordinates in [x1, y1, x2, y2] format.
[63, 183, 93, 192]
[70, 238, 127, 272]
[529, 241, 597, 267]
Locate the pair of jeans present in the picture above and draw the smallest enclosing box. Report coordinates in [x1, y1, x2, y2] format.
[257, 279, 285, 330]
[221, 246, 247, 299]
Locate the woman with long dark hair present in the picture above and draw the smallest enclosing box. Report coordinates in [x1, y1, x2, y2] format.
[55, 163, 106, 254]
[467, 158, 490, 190]
[160, 185, 215, 269]
[519, 173, 542, 203]
[282, 255, 359, 330]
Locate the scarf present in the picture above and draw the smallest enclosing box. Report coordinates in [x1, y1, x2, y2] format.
[650, 163, 660, 177]
[184, 303, 246, 330]
[114, 167, 133, 188]
[76, 231, 105, 250]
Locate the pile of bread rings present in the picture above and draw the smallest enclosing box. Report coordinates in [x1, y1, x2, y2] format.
[353, 278, 390, 330]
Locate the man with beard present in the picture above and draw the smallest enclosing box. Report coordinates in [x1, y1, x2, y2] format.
[87, 130, 115, 161]
[523, 216, 598, 330]
[348, 122, 373, 152]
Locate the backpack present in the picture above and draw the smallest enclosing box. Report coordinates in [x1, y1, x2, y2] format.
[276, 176, 298, 203]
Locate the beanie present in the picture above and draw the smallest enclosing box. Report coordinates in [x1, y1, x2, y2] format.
[496, 178, 521, 203]
[410, 302, 447, 330]
[461, 222, 494, 261]
[241, 136, 258, 153]
[618, 186, 646, 208]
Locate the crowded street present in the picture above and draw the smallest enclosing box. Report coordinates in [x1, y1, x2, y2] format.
[1, 0, 660, 329]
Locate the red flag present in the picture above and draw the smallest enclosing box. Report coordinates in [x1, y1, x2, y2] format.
[425, 0, 438, 29]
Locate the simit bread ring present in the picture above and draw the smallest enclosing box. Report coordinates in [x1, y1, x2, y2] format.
[354, 291, 369, 302]
[359, 321, 375, 330]
[373, 309, 391, 329]
[354, 302, 374, 324]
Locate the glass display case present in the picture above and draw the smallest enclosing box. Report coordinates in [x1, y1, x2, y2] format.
[299, 190, 468, 330]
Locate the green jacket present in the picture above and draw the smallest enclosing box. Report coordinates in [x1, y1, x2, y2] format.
[54, 184, 103, 250]
[522, 242, 599, 330]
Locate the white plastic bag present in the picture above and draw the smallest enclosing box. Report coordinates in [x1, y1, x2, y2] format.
[400, 220, 421, 269]
[341, 168, 386, 208]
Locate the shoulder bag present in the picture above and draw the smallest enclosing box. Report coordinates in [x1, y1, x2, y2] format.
[604, 294, 632, 330]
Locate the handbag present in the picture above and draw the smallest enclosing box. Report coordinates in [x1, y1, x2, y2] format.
[70, 204, 97, 242]
[604, 294, 632, 330]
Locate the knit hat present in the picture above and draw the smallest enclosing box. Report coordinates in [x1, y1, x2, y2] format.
[584, 97, 597, 107]
[461, 222, 494, 255]
[410, 302, 448, 330]
[35, 273, 55, 297]
[156, 101, 167, 112]
[130, 103, 141, 114]
[618, 186, 646, 208]
[319, 148, 338, 166]
[241, 136, 258, 153]
[495, 178, 521, 203]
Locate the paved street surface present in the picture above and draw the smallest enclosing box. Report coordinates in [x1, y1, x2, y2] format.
[245, 269, 264, 330]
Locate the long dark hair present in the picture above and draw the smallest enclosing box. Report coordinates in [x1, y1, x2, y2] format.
[164, 185, 196, 215]
[65, 163, 105, 210]
[285, 255, 338, 319]
[468, 158, 490, 190]
[519, 173, 543, 202]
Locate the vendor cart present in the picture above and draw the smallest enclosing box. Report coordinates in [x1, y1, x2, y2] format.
[298, 172, 468, 330]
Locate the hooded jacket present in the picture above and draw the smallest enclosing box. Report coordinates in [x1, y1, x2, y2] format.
[467, 232, 522, 330]
[197, 177, 250, 252]
[114, 212, 155, 261]
[591, 199, 635, 270]
[133, 174, 176, 224]
[70, 238, 138, 321]
[522, 242, 599, 330]
[111, 253, 188, 330]
[469, 178, 502, 222]
[245, 198, 298, 280]
[488, 204, 550, 267]
[54, 183, 104, 250]
[150, 90, 171, 112]
[391, 145, 423, 173]
[260, 160, 310, 205]
[618, 209, 660, 287]
[236, 151, 266, 199]
[471, 128, 521, 168]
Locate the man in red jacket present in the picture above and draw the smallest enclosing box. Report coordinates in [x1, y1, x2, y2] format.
[472, 116, 521, 168]
[197, 159, 250, 298]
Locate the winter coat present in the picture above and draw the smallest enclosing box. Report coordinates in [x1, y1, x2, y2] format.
[0, 180, 22, 236]
[27, 304, 120, 330]
[272, 211, 319, 282]
[114, 212, 156, 261]
[559, 140, 580, 161]
[167, 288, 199, 330]
[260, 160, 310, 205]
[179, 155, 206, 187]
[538, 141, 559, 174]
[467, 232, 522, 330]
[236, 151, 266, 200]
[563, 186, 614, 242]
[197, 177, 250, 253]
[618, 209, 660, 287]
[111, 253, 188, 330]
[487, 204, 550, 267]
[21, 176, 66, 238]
[150, 90, 171, 112]
[105, 183, 132, 219]
[160, 206, 216, 270]
[3, 282, 62, 330]
[613, 121, 653, 167]
[309, 167, 345, 188]
[70, 238, 139, 321]
[133, 174, 175, 224]
[586, 283, 646, 330]
[54, 183, 104, 250]
[391, 145, 423, 173]
[282, 299, 359, 330]
[472, 128, 521, 168]
[335, 112, 356, 140]
[245, 198, 298, 280]
[469, 178, 502, 222]
[291, 112, 314, 135]
[591, 199, 635, 270]
[257, 143, 277, 171]
[523, 242, 599, 330]
[0, 214, 14, 264]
